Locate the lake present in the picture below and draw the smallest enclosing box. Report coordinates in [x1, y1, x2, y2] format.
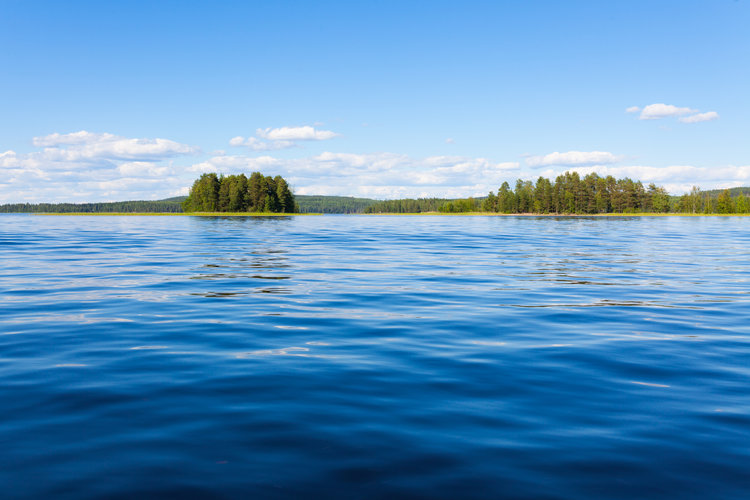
[1, 214, 748, 499]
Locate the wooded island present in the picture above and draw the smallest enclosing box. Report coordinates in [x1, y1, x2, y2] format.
[182, 172, 298, 213]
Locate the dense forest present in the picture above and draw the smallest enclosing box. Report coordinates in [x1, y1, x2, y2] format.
[0, 199, 184, 213]
[182, 172, 297, 213]
[363, 198, 452, 214]
[366, 173, 750, 214]
[480, 173, 672, 214]
[296, 195, 377, 213]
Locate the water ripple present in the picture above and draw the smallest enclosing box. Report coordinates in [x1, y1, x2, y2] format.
[0, 214, 749, 499]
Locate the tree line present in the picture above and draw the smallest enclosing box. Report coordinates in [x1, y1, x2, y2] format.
[476, 172, 671, 214]
[481, 173, 749, 214]
[0, 200, 183, 213]
[296, 195, 377, 214]
[2, 172, 749, 214]
[182, 172, 297, 213]
[364, 172, 750, 214]
[364, 198, 452, 214]
[672, 186, 750, 214]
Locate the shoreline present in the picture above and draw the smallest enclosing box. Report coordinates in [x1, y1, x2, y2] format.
[363, 212, 750, 217]
[27, 212, 318, 217]
[14, 211, 750, 217]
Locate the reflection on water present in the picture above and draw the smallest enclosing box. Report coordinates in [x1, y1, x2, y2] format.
[190, 291, 249, 298]
[0, 214, 749, 499]
[189, 237, 293, 297]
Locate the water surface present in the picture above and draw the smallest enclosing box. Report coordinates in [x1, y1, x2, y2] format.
[1, 215, 748, 498]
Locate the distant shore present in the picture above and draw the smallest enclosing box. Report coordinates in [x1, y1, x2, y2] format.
[24, 212, 750, 217]
[364, 212, 750, 217]
[33, 212, 316, 216]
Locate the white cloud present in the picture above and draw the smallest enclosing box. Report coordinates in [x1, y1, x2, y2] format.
[230, 125, 339, 151]
[0, 150, 19, 167]
[229, 136, 246, 147]
[628, 103, 720, 124]
[117, 161, 171, 177]
[526, 151, 621, 167]
[445, 138, 455, 144]
[0, 131, 199, 203]
[32, 131, 115, 147]
[31, 130, 198, 161]
[257, 126, 338, 141]
[638, 103, 697, 120]
[229, 136, 295, 151]
[679, 111, 719, 123]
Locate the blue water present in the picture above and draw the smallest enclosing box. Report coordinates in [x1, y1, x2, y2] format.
[1, 214, 748, 499]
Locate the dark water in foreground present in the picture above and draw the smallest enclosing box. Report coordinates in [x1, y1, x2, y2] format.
[0, 215, 748, 499]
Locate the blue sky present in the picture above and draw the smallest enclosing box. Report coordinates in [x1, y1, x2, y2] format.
[1, 0, 748, 202]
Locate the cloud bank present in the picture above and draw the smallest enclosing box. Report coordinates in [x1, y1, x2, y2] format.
[1, 130, 747, 203]
[0, 131, 199, 202]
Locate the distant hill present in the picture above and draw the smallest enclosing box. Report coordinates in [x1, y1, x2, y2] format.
[668, 187, 750, 204]
[702, 187, 750, 197]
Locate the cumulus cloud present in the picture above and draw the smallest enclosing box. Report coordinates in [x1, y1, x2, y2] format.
[117, 161, 171, 177]
[638, 103, 697, 120]
[32, 131, 114, 147]
[526, 151, 621, 167]
[31, 130, 198, 161]
[230, 125, 339, 151]
[627, 103, 720, 124]
[229, 136, 295, 151]
[0, 131, 199, 203]
[679, 111, 719, 123]
[257, 126, 338, 141]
